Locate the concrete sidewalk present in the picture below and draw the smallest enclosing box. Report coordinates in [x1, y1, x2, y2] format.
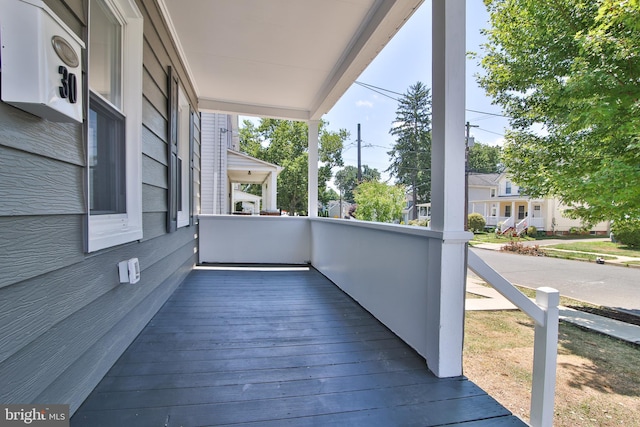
[466, 278, 640, 345]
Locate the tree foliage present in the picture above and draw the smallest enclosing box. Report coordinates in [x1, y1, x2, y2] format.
[478, 0, 640, 223]
[354, 181, 405, 223]
[334, 165, 381, 203]
[239, 119, 347, 214]
[468, 142, 503, 173]
[387, 81, 432, 219]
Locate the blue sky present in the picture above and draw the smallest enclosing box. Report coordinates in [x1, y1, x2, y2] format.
[322, 0, 510, 182]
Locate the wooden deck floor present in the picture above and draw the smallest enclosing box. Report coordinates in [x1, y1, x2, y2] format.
[71, 267, 525, 426]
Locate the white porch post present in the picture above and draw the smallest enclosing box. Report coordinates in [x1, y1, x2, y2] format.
[269, 170, 277, 211]
[308, 120, 319, 217]
[427, 0, 469, 377]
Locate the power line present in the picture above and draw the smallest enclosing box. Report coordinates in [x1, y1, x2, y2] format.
[355, 81, 404, 97]
[354, 81, 399, 101]
[354, 81, 512, 119]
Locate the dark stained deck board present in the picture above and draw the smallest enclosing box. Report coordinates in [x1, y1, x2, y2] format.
[72, 267, 526, 427]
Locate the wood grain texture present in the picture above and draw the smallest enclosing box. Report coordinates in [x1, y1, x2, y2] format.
[138, 1, 198, 107]
[0, 226, 196, 364]
[71, 268, 525, 426]
[0, 216, 84, 289]
[142, 154, 167, 189]
[36, 256, 195, 414]
[141, 125, 168, 166]
[141, 212, 168, 242]
[142, 184, 167, 213]
[142, 69, 168, 122]
[0, 146, 85, 216]
[0, 103, 84, 166]
[0, 240, 196, 406]
[141, 97, 167, 142]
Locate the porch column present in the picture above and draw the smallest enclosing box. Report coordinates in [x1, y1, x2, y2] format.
[427, 0, 469, 378]
[268, 171, 277, 211]
[308, 120, 319, 217]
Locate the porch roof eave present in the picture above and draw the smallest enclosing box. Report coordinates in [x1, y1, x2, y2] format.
[157, 0, 425, 121]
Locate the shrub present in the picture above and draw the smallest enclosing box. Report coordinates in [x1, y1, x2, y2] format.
[611, 220, 640, 248]
[408, 219, 429, 227]
[526, 225, 537, 237]
[468, 213, 486, 233]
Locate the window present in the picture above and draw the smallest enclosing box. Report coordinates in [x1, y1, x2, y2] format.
[87, 0, 143, 252]
[490, 188, 496, 198]
[491, 204, 497, 217]
[518, 205, 525, 219]
[504, 205, 511, 218]
[505, 181, 512, 195]
[533, 205, 541, 217]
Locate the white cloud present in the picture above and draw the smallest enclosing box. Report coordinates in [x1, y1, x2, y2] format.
[356, 100, 374, 108]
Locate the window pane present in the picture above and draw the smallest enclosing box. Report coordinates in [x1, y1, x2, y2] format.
[89, 94, 126, 214]
[90, 0, 122, 108]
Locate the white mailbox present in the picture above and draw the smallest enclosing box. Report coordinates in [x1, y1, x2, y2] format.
[0, 0, 84, 123]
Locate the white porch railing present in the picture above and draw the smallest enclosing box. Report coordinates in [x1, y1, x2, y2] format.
[468, 250, 559, 427]
[198, 215, 557, 427]
[501, 216, 515, 233]
[198, 215, 471, 378]
[530, 217, 544, 229]
[516, 216, 529, 235]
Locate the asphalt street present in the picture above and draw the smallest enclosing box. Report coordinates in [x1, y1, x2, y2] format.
[470, 248, 640, 315]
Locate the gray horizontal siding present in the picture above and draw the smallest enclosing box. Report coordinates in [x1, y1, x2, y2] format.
[0, 237, 196, 409]
[0, 146, 85, 216]
[0, 103, 84, 166]
[142, 97, 167, 141]
[141, 212, 168, 242]
[142, 125, 168, 166]
[37, 253, 195, 413]
[0, 0, 202, 417]
[0, 216, 84, 289]
[142, 154, 168, 189]
[142, 184, 167, 213]
[0, 226, 196, 365]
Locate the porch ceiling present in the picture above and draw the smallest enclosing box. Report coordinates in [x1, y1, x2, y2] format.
[158, 0, 423, 120]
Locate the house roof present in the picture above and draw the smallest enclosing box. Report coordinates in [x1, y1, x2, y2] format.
[158, 0, 423, 120]
[227, 149, 282, 184]
[467, 173, 502, 187]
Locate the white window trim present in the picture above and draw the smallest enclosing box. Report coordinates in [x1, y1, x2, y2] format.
[88, 0, 143, 252]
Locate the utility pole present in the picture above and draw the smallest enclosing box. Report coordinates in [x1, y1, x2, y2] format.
[357, 123, 362, 183]
[464, 121, 478, 231]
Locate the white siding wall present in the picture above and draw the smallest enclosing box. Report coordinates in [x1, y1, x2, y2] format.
[201, 112, 232, 214]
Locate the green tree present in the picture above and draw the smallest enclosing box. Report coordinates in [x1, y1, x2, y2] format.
[334, 165, 381, 202]
[354, 181, 405, 223]
[240, 119, 347, 215]
[468, 142, 503, 173]
[478, 0, 640, 223]
[387, 81, 432, 220]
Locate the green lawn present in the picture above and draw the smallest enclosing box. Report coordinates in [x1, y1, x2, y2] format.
[546, 241, 640, 258]
[471, 232, 535, 244]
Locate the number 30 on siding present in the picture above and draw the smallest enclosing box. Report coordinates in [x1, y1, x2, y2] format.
[58, 65, 78, 104]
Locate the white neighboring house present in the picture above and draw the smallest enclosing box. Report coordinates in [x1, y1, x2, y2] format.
[467, 173, 610, 235]
[201, 113, 282, 215]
